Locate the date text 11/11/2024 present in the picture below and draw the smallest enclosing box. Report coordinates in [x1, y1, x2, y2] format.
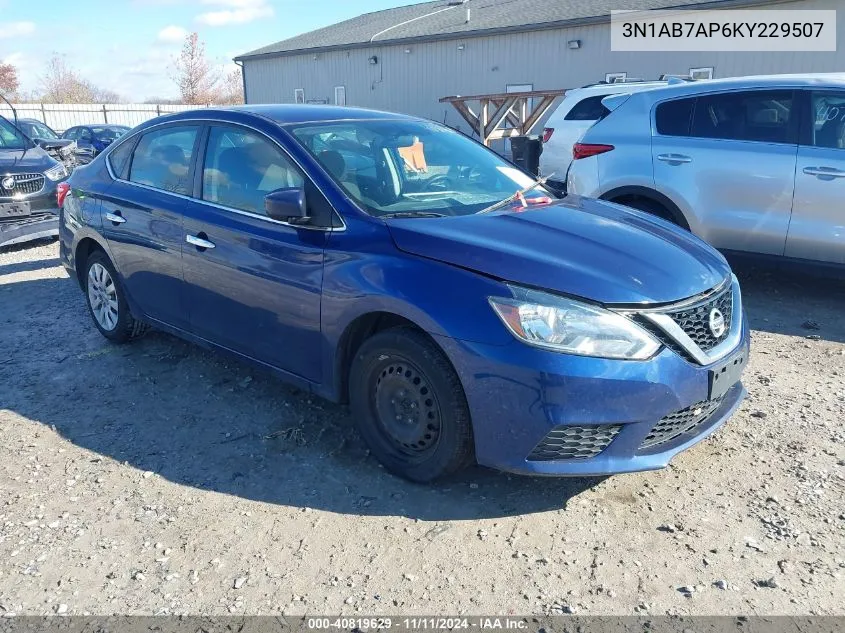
[306, 617, 530, 630]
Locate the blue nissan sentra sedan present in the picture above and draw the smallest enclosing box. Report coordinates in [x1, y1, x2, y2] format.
[59, 105, 749, 482]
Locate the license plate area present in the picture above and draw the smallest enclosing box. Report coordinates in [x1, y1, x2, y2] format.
[0, 201, 31, 218]
[708, 345, 748, 400]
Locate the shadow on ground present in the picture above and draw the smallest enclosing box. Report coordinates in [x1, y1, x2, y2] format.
[1, 274, 598, 520]
[2, 256, 842, 519]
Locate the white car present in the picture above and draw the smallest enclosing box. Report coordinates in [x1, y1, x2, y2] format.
[540, 80, 670, 187]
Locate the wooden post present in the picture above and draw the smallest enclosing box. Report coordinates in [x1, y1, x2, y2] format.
[440, 89, 567, 145]
[102, 104, 108, 123]
[480, 99, 490, 146]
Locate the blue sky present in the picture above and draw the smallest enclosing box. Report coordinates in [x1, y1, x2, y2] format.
[0, 0, 409, 102]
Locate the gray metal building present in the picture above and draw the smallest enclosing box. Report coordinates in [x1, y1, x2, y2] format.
[236, 0, 845, 131]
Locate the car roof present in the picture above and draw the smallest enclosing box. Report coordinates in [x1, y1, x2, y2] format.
[633, 72, 845, 101]
[573, 80, 668, 94]
[157, 104, 416, 127]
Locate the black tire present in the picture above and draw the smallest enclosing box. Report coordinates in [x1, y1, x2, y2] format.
[617, 197, 681, 227]
[83, 250, 147, 343]
[349, 327, 475, 482]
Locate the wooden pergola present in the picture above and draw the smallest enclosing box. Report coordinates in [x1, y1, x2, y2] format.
[439, 89, 567, 146]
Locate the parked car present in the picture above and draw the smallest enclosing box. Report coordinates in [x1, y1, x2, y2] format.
[16, 117, 61, 141]
[60, 105, 749, 482]
[62, 124, 130, 163]
[567, 73, 845, 268]
[0, 115, 69, 248]
[13, 118, 78, 170]
[540, 79, 670, 187]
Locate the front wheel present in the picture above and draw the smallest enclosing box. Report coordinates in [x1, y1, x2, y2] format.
[349, 328, 475, 482]
[83, 251, 146, 343]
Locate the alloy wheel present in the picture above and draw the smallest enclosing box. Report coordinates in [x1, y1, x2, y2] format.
[87, 262, 119, 331]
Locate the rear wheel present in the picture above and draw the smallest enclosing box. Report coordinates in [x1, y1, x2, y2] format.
[349, 327, 474, 482]
[83, 251, 146, 343]
[614, 196, 682, 227]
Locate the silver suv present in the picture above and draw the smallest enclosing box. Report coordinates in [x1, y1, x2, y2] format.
[566, 74, 845, 267]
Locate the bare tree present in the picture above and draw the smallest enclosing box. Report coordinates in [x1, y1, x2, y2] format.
[171, 32, 218, 105]
[0, 62, 20, 97]
[218, 67, 244, 105]
[37, 54, 125, 103]
[39, 54, 94, 103]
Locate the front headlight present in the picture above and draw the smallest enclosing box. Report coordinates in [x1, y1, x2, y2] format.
[489, 286, 661, 360]
[45, 163, 68, 181]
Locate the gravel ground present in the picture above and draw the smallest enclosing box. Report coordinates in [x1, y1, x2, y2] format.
[0, 239, 843, 617]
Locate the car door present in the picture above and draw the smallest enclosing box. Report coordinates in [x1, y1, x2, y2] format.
[786, 90, 845, 264]
[77, 127, 97, 158]
[181, 124, 327, 383]
[100, 123, 201, 330]
[652, 89, 799, 255]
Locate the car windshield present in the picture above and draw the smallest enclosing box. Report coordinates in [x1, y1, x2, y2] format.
[0, 117, 35, 150]
[290, 119, 549, 217]
[92, 126, 128, 141]
[25, 121, 58, 139]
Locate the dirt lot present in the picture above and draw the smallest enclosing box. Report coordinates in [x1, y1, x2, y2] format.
[0, 239, 843, 617]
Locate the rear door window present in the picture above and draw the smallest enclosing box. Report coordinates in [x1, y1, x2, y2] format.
[655, 98, 695, 136]
[691, 90, 795, 144]
[564, 95, 611, 121]
[201, 125, 304, 215]
[129, 126, 199, 195]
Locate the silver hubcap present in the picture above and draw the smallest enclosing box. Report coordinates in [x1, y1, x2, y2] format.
[87, 263, 119, 331]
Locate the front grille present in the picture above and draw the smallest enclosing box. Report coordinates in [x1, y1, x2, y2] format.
[527, 424, 622, 461]
[665, 285, 733, 353]
[639, 394, 727, 450]
[0, 173, 45, 197]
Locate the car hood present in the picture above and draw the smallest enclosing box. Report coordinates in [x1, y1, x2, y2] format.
[385, 195, 731, 305]
[0, 147, 56, 172]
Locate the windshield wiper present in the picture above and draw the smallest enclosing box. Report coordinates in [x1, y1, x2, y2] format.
[380, 211, 447, 219]
[476, 174, 554, 215]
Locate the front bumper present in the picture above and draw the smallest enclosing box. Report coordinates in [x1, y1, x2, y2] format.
[0, 208, 59, 248]
[435, 316, 749, 476]
[1, 174, 63, 248]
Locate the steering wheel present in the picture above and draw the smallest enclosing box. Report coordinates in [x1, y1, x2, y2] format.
[423, 174, 452, 191]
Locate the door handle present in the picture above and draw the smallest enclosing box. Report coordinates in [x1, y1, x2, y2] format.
[657, 153, 692, 164]
[802, 166, 845, 178]
[104, 211, 126, 224]
[186, 234, 216, 250]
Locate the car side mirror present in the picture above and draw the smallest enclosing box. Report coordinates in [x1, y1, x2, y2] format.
[265, 187, 308, 222]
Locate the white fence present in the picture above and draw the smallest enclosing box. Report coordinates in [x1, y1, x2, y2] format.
[0, 103, 215, 133]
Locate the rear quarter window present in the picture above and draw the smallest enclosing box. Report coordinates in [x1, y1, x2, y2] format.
[564, 95, 611, 121]
[656, 98, 695, 136]
[108, 137, 136, 179]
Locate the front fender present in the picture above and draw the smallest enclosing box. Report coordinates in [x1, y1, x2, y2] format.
[318, 219, 515, 400]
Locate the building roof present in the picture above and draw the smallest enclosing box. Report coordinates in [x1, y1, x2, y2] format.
[236, 0, 764, 60]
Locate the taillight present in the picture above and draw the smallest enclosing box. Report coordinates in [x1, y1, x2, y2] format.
[57, 182, 71, 208]
[542, 127, 555, 143]
[572, 143, 615, 160]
